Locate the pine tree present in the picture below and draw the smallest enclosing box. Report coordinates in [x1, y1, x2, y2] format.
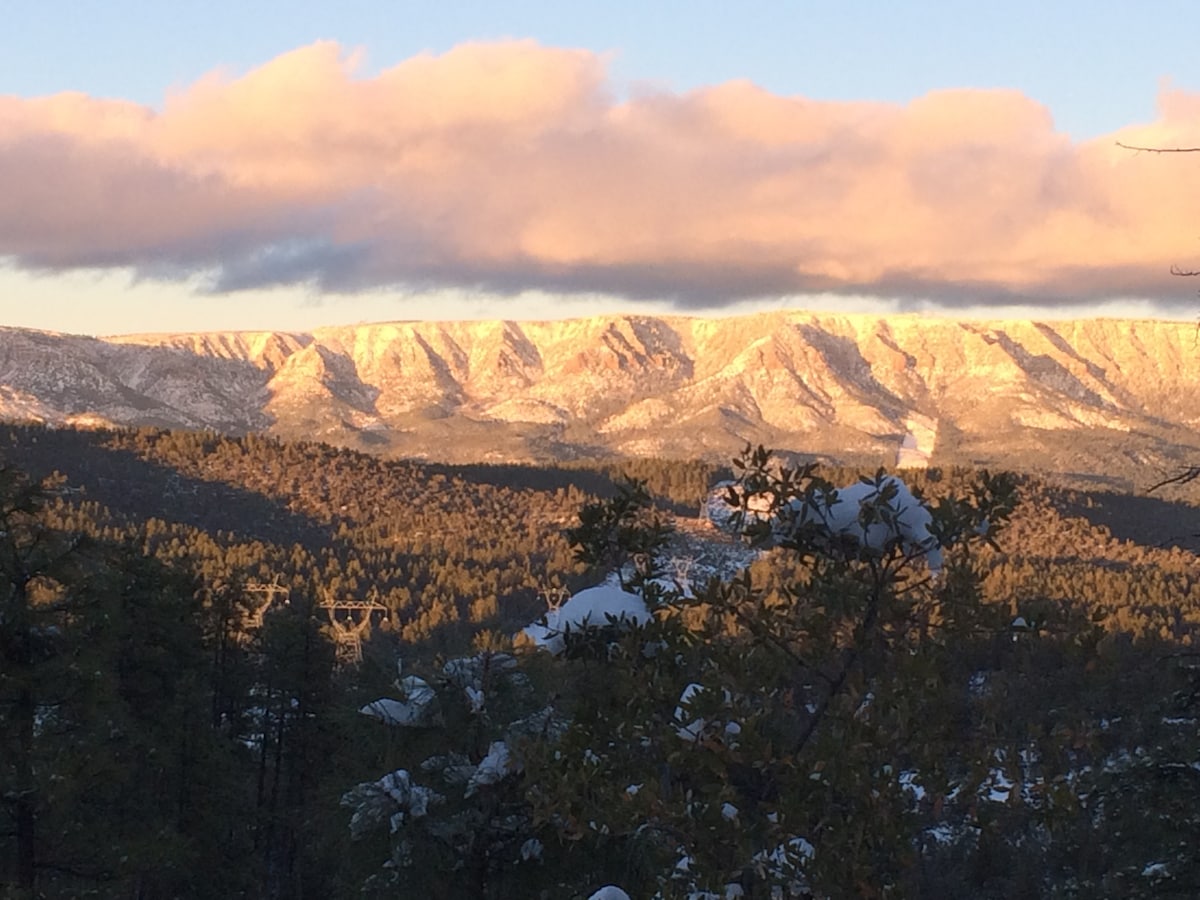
[0, 464, 255, 898]
[0, 465, 107, 895]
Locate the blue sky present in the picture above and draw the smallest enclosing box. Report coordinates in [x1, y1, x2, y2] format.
[2, 1, 1199, 334]
[10, 1, 1194, 138]
[11, 0, 1200, 135]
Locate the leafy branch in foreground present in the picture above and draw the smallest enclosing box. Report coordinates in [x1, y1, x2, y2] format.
[524, 447, 1031, 897]
[342, 445, 1199, 898]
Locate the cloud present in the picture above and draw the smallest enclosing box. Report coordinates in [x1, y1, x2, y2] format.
[3, 40, 1200, 308]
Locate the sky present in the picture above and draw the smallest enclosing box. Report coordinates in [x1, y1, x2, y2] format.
[2, 0, 1200, 336]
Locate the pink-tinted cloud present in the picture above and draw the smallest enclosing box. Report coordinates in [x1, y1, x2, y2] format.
[2, 40, 1199, 307]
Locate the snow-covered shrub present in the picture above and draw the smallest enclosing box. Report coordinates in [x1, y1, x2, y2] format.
[343, 650, 549, 895]
[775, 474, 944, 570]
[522, 447, 1021, 897]
[520, 583, 652, 655]
[346, 448, 1025, 897]
[359, 670, 438, 726]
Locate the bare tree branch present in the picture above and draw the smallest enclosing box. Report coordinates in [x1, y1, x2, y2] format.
[1118, 146, 1200, 280]
[1116, 142, 1200, 489]
[1146, 466, 1200, 494]
[1117, 142, 1200, 153]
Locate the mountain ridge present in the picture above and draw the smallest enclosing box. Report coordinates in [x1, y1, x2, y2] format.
[4, 310, 1198, 479]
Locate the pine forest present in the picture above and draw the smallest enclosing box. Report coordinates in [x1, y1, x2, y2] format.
[2, 422, 1200, 898]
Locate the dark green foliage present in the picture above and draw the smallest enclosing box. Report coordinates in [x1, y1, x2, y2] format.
[0, 467, 249, 898]
[566, 478, 674, 592]
[528, 451, 1015, 896]
[521, 447, 1200, 897]
[1, 423, 1199, 896]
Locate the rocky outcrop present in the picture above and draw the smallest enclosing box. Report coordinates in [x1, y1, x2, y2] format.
[3, 311, 1197, 473]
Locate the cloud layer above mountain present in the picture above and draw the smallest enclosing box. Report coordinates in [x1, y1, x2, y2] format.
[3, 40, 1199, 307]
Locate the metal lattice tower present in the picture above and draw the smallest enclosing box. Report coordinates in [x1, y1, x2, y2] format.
[244, 578, 291, 632]
[319, 595, 389, 666]
[538, 584, 570, 614]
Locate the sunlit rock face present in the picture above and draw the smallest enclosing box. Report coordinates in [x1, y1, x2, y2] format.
[1, 311, 1197, 473]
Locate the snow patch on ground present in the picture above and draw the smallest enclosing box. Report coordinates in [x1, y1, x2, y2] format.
[896, 414, 938, 468]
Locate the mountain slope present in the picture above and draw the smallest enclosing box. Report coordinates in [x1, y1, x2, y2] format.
[3, 311, 1198, 479]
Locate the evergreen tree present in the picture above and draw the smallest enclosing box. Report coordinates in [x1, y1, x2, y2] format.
[0, 464, 255, 898]
[0, 465, 108, 895]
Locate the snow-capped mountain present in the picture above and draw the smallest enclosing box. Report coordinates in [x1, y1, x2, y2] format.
[3, 311, 1198, 473]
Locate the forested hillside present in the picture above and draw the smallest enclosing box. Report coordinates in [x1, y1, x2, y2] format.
[2, 422, 1199, 896]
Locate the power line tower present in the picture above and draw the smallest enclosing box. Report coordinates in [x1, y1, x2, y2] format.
[244, 578, 291, 632]
[538, 584, 570, 615]
[319, 594, 389, 666]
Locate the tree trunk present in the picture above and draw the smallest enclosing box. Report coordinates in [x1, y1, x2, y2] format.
[15, 620, 37, 895]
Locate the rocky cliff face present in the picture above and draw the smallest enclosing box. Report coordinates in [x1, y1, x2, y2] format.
[3, 311, 1197, 477]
